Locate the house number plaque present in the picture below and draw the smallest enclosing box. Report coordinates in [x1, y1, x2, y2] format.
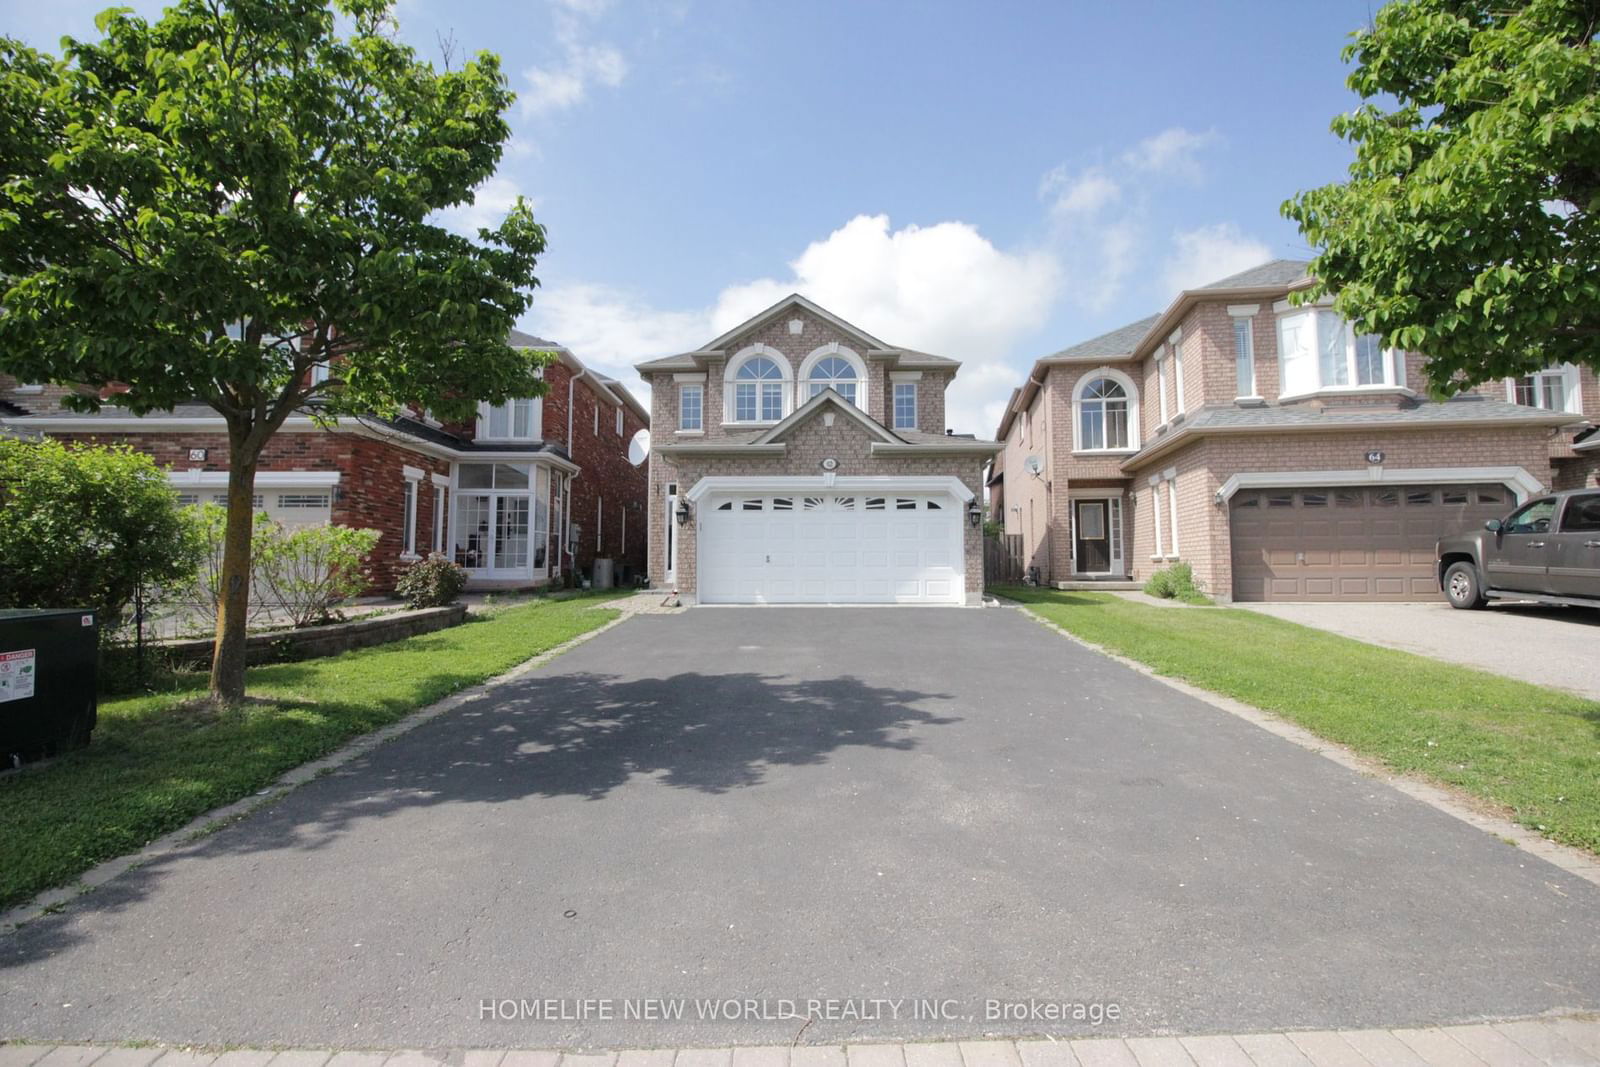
[1365, 450, 1385, 464]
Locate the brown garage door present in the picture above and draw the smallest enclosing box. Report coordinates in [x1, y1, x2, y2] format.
[1230, 484, 1512, 601]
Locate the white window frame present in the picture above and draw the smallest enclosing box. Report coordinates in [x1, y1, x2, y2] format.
[1169, 332, 1186, 416]
[1149, 477, 1165, 560]
[1165, 469, 1180, 559]
[596, 496, 604, 553]
[1228, 305, 1258, 398]
[431, 475, 448, 554]
[1073, 368, 1140, 453]
[678, 383, 704, 432]
[893, 382, 918, 430]
[1505, 364, 1582, 415]
[797, 344, 867, 411]
[1274, 304, 1404, 399]
[1156, 356, 1170, 425]
[724, 344, 793, 425]
[615, 407, 624, 436]
[401, 466, 424, 560]
[477, 397, 541, 442]
[593, 401, 599, 436]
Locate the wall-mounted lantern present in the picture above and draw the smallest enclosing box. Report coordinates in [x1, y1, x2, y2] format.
[967, 501, 983, 528]
[676, 500, 692, 526]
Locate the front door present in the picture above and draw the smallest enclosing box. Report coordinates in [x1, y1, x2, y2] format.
[1484, 496, 1559, 593]
[1075, 500, 1111, 574]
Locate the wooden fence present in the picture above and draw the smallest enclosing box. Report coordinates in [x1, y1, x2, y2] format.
[983, 534, 1025, 586]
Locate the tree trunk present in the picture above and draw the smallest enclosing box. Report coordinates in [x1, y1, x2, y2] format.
[209, 433, 261, 702]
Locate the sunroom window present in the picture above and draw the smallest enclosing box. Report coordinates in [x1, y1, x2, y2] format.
[1278, 309, 1399, 396]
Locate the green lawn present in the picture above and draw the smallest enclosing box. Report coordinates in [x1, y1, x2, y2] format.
[0, 593, 627, 912]
[997, 586, 1600, 855]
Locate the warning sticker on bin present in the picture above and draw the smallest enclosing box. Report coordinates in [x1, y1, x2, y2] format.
[0, 649, 36, 703]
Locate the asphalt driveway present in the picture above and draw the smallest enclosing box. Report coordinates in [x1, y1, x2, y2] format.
[2, 607, 1598, 1049]
[1240, 599, 1600, 700]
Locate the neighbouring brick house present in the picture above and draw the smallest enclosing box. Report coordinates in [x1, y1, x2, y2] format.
[635, 294, 1000, 605]
[994, 260, 1597, 602]
[0, 329, 649, 592]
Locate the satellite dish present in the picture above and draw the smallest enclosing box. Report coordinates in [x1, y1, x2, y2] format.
[627, 428, 651, 466]
[1023, 455, 1044, 477]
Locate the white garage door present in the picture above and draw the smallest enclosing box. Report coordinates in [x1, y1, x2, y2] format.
[699, 491, 964, 604]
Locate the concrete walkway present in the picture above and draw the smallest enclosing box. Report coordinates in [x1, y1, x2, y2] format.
[1236, 601, 1600, 701]
[5, 1017, 1600, 1067]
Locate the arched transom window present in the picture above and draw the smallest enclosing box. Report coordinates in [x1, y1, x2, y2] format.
[734, 355, 786, 422]
[1078, 377, 1131, 451]
[807, 356, 861, 406]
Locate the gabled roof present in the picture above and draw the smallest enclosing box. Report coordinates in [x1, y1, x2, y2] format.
[701, 293, 889, 353]
[750, 388, 902, 446]
[1197, 259, 1311, 290]
[507, 328, 649, 423]
[1039, 313, 1161, 364]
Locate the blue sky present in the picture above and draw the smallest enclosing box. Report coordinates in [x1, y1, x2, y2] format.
[4, 0, 1379, 434]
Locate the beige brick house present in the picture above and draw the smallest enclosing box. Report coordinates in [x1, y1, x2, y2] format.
[994, 260, 1597, 602]
[636, 295, 999, 605]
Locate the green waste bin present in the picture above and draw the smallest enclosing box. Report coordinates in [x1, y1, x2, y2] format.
[0, 608, 98, 764]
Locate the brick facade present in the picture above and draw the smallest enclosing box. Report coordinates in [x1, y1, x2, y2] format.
[995, 264, 1595, 600]
[640, 299, 993, 605]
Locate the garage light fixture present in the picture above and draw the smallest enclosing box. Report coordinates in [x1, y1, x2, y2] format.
[967, 501, 983, 527]
[675, 500, 692, 525]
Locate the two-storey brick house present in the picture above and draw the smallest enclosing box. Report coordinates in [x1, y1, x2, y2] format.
[635, 295, 1000, 605]
[996, 260, 1595, 602]
[0, 329, 649, 592]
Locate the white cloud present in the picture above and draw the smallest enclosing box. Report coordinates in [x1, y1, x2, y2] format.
[1121, 127, 1219, 179]
[1040, 166, 1120, 219]
[1160, 223, 1272, 294]
[521, 2, 628, 117]
[526, 214, 1060, 437]
[435, 176, 530, 236]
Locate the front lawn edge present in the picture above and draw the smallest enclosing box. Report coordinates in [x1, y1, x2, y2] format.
[0, 609, 638, 935]
[1005, 600, 1600, 889]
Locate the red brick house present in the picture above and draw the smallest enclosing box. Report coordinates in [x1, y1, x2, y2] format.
[0, 329, 649, 592]
[994, 260, 1597, 602]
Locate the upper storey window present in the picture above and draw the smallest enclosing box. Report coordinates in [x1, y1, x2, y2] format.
[1276, 308, 1403, 398]
[733, 355, 786, 422]
[478, 397, 540, 440]
[807, 356, 861, 406]
[1075, 374, 1135, 452]
[1508, 365, 1581, 414]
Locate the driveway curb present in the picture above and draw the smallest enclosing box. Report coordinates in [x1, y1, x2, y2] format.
[1008, 603, 1600, 890]
[0, 608, 640, 935]
[2, 1014, 1598, 1066]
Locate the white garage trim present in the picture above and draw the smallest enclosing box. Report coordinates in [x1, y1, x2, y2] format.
[684, 474, 974, 504]
[167, 470, 341, 487]
[1215, 466, 1545, 505]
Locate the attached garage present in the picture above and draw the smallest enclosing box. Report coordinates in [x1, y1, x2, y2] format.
[698, 489, 965, 604]
[1230, 483, 1514, 601]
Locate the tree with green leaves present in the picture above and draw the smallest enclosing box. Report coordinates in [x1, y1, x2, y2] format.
[0, 0, 549, 701]
[1283, 0, 1600, 392]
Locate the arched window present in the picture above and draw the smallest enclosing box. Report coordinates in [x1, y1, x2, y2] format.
[807, 356, 861, 406]
[1077, 376, 1131, 451]
[733, 355, 786, 422]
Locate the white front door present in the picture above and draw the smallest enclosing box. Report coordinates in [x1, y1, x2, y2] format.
[698, 491, 964, 604]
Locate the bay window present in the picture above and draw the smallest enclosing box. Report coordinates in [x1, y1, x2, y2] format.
[1277, 309, 1400, 396]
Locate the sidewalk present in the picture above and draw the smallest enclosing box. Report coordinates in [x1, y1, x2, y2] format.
[5, 1017, 1599, 1067]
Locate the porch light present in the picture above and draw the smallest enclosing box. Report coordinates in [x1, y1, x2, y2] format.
[967, 501, 983, 528]
[676, 500, 692, 525]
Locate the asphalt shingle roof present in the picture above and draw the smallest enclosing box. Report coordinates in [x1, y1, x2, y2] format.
[1041, 314, 1161, 362]
[1180, 395, 1547, 430]
[1197, 259, 1312, 290]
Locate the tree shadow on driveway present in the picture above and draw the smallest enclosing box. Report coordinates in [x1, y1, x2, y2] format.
[0, 669, 958, 967]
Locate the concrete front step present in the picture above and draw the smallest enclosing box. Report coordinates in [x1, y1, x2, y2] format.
[1053, 580, 1141, 591]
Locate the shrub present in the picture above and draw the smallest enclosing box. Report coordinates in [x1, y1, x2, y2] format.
[0, 438, 202, 634]
[1143, 562, 1212, 605]
[254, 523, 381, 627]
[182, 501, 279, 625]
[395, 552, 468, 608]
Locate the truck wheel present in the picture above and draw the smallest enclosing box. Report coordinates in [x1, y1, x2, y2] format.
[1444, 561, 1487, 610]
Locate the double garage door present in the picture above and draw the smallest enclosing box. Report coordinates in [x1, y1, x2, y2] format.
[699, 492, 964, 604]
[1230, 483, 1513, 601]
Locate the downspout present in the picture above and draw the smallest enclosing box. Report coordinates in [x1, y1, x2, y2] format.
[565, 366, 590, 573]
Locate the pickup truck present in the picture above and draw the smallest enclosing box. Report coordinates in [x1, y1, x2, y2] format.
[1436, 488, 1600, 609]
